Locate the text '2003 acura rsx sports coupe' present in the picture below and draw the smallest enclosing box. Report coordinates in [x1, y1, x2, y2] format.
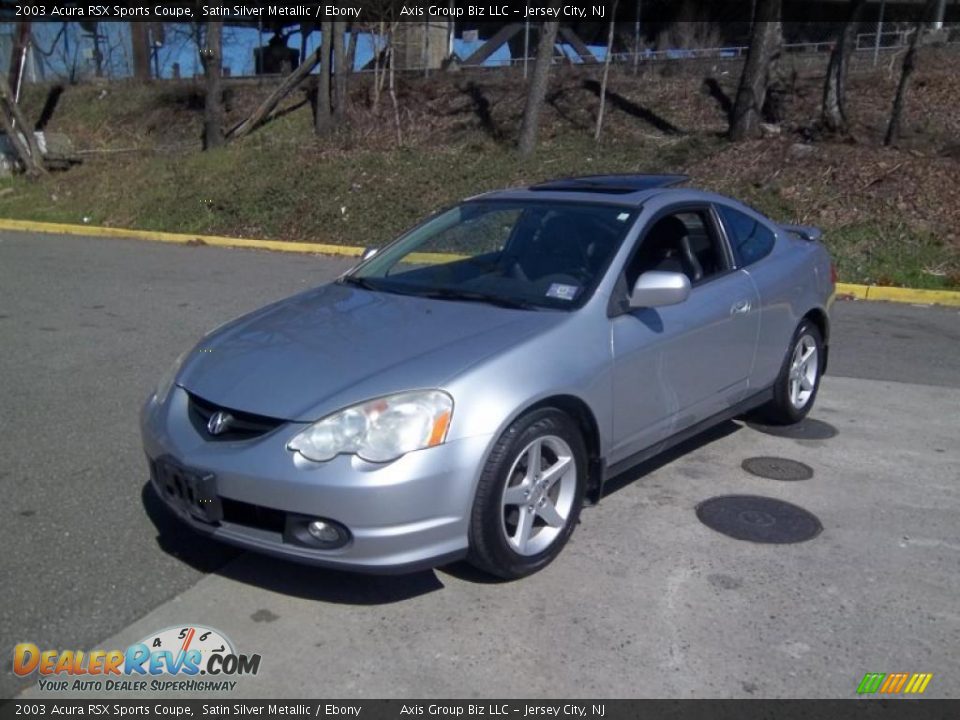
[141, 174, 835, 579]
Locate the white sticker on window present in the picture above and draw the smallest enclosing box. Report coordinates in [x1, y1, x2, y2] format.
[617, 212, 630, 222]
[546, 283, 580, 301]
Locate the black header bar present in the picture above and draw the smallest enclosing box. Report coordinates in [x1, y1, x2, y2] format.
[2, 0, 946, 24]
[2, 700, 959, 720]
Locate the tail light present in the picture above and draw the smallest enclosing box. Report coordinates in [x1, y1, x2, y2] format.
[830, 264, 838, 285]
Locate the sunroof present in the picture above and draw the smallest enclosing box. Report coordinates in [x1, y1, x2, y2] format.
[529, 174, 689, 194]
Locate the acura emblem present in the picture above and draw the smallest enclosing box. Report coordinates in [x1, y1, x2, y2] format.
[207, 411, 233, 436]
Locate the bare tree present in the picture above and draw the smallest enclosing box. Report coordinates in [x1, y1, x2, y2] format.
[32, 23, 84, 83]
[315, 21, 334, 136]
[333, 20, 348, 124]
[822, 0, 868, 133]
[372, 20, 386, 112]
[130, 22, 151, 81]
[595, 2, 618, 141]
[388, 23, 402, 146]
[729, 2, 782, 141]
[0, 74, 45, 177]
[518, 15, 561, 157]
[200, 21, 224, 150]
[885, 0, 937, 146]
[229, 40, 326, 141]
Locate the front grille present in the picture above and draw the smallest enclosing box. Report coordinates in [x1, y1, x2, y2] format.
[221, 497, 286, 533]
[187, 392, 286, 441]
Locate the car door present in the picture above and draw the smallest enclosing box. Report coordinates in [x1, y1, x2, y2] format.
[608, 205, 760, 466]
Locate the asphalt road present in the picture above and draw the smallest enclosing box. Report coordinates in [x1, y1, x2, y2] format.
[1, 231, 958, 699]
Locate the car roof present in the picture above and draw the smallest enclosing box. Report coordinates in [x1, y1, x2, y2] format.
[467, 174, 726, 208]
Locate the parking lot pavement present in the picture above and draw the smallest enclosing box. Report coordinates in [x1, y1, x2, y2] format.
[3, 231, 959, 699]
[17, 374, 960, 699]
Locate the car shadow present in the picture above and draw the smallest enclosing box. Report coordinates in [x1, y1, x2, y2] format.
[599, 419, 743, 499]
[141, 483, 444, 605]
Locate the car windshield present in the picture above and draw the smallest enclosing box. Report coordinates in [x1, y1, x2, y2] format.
[344, 200, 636, 310]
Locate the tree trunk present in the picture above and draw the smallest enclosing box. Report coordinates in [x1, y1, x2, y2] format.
[885, 0, 936, 146]
[229, 41, 325, 141]
[388, 27, 402, 146]
[822, 0, 867, 133]
[315, 21, 333, 136]
[373, 20, 385, 113]
[333, 20, 348, 123]
[8, 22, 31, 95]
[201, 22, 224, 150]
[729, 1, 782, 141]
[130, 22, 151, 81]
[0, 74, 45, 176]
[594, 5, 618, 142]
[518, 16, 561, 157]
[346, 23, 358, 75]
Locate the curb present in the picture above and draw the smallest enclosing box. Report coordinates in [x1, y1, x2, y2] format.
[0, 218, 365, 258]
[835, 282, 960, 307]
[2, 217, 958, 307]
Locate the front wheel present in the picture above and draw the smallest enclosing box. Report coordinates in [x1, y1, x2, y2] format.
[760, 320, 823, 425]
[468, 409, 586, 580]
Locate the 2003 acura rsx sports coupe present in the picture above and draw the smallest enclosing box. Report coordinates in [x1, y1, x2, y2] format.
[141, 175, 835, 579]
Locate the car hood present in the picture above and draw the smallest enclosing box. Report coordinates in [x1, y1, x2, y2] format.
[177, 283, 563, 421]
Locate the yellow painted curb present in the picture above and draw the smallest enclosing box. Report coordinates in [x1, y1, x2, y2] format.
[836, 282, 960, 307]
[2, 217, 959, 305]
[0, 218, 365, 258]
[835, 282, 869, 300]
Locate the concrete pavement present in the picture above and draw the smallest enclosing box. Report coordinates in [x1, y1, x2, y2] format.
[2, 231, 958, 699]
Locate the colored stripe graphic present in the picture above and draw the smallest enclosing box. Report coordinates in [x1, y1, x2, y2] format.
[908, 674, 933, 694]
[857, 673, 886, 694]
[857, 672, 932, 694]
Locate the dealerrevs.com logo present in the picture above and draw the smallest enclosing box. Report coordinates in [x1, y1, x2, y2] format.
[14, 625, 261, 693]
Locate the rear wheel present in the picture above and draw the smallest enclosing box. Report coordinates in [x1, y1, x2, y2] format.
[760, 320, 823, 425]
[468, 409, 586, 579]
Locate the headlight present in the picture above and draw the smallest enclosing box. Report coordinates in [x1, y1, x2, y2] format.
[153, 350, 188, 406]
[288, 390, 453, 464]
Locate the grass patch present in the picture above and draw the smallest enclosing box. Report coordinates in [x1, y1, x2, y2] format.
[0, 132, 712, 248]
[827, 224, 958, 290]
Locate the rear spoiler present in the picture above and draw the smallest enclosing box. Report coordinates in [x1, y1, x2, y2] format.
[780, 224, 822, 242]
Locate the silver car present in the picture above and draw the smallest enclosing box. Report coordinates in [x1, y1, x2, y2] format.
[141, 175, 835, 579]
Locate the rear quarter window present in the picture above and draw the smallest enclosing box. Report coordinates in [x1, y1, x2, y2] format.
[717, 204, 776, 267]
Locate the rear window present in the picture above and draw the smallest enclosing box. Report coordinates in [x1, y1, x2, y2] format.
[717, 205, 776, 267]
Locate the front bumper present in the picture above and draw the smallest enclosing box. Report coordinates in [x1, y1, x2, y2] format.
[140, 387, 493, 573]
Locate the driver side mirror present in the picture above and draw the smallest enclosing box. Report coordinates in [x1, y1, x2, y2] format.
[629, 271, 691, 309]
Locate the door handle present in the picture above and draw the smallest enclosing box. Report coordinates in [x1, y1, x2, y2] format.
[730, 299, 752, 315]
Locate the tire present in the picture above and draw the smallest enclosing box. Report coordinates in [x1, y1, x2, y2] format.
[468, 409, 587, 580]
[760, 319, 824, 425]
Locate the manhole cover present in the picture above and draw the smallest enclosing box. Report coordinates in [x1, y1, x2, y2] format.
[742, 456, 813, 481]
[746, 418, 838, 440]
[696, 495, 823, 544]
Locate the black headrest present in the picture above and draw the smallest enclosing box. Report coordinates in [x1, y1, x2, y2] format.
[644, 216, 688, 254]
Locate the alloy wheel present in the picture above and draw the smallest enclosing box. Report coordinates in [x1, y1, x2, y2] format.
[788, 334, 819, 409]
[500, 435, 578, 556]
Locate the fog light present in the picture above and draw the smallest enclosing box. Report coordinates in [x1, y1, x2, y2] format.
[307, 520, 341, 544]
[284, 513, 351, 549]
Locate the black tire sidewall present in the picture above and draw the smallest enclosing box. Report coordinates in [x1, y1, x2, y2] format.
[468, 409, 587, 579]
[770, 320, 824, 424]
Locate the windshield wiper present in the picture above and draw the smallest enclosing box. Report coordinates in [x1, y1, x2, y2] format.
[415, 288, 539, 310]
[339, 276, 380, 291]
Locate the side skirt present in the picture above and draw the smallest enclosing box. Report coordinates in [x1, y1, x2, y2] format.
[590, 387, 774, 503]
